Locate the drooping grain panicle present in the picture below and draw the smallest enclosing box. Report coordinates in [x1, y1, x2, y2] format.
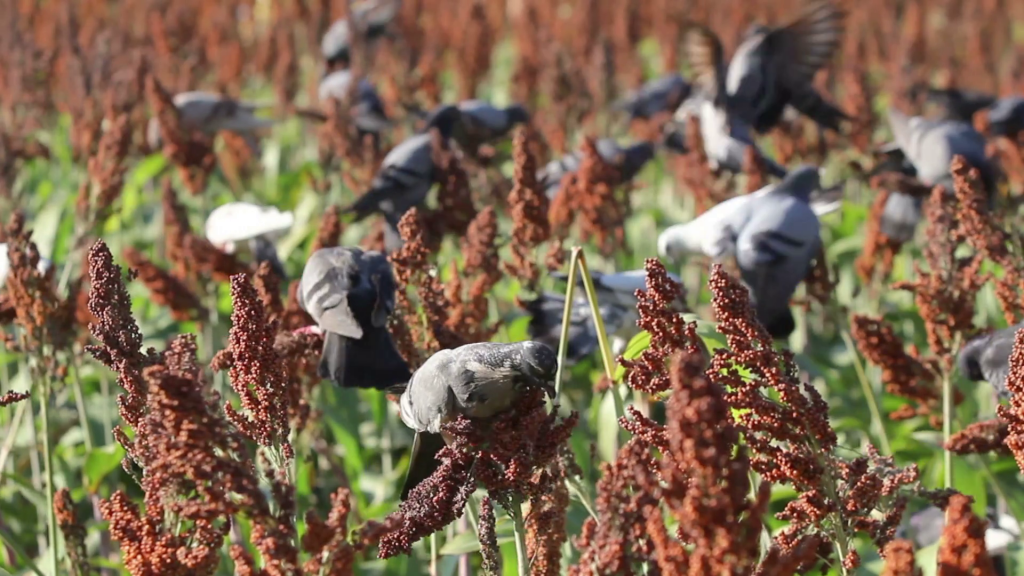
[122, 247, 203, 322]
[996, 327, 1024, 473]
[944, 418, 1010, 456]
[936, 494, 998, 576]
[503, 125, 551, 290]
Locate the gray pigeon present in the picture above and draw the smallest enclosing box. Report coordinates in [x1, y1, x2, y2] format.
[342, 105, 462, 251]
[318, 69, 390, 138]
[673, 93, 788, 178]
[146, 92, 276, 155]
[987, 96, 1024, 139]
[537, 139, 656, 199]
[958, 323, 1024, 399]
[321, 0, 399, 69]
[910, 84, 998, 123]
[297, 247, 411, 390]
[548, 268, 688, 353]
[398, 341, 558, 499]
[880, 108, 997, 242]
[521, 292, 627, 365]
[682, 0, 849, 133]
[732, 166, 824, 338]
[614, 74, 692, 120]
[450, 100, 530, 152]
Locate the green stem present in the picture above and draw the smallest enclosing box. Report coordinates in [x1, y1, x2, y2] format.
[838, 328, 892, 455]
[430, 532, 438, 576]
[69, 355, 94, 452]
[509, 499, 529, 576]
[39, 371, 59, 575]
[553, 249, 582, 401]
[941, 335, 961, 490]
[0, 522, 45, 576]
[0, 399, 28, 479]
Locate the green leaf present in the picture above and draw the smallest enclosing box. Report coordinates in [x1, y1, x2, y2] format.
[439, 516, 514, 555]
[915, 540, 939, 576]
[596, 391, 620, 464]
[84, 444, 127, 492]
[613, 331, 652, 381]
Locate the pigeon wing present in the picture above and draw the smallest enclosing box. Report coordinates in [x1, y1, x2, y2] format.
[683, 25, 727, 100]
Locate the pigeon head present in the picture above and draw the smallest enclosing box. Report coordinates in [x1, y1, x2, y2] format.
[421, 104, 463, 140]
[957, 334, 991, 382]
[778, 165, 821, 202]
[518, 341, 558, 383]
[661, 127, 687, 154]
[506, 104, 531, 126]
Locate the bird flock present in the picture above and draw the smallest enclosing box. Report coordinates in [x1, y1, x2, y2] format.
[83, 0, 1024, 515]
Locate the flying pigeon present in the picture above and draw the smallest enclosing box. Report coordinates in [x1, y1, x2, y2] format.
[205, 202, 294, 280]
[613, 74, 692, 120]
[318, 69, 391, 139]
[297, 246, 412, 390]
[398, 341, 557, 499]
[672, 93, 788, 178]
[879, 107, 998, 242]
[958, 323, 1024, 399]
[341, 105, 463, 251]
[537, 139, 656, 199]
[682, 0, 849, 133]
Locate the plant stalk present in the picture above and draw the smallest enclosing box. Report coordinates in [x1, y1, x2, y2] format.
[838, 327, 892, 455]
[509, 499, 530, 576]
[38, 369, 59, 576]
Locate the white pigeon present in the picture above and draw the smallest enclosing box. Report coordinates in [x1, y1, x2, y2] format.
[0, 243, 53, 289]
[205, 202, 294, 279]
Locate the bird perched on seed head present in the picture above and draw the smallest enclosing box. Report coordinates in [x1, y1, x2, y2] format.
[146, 92, 279, 157]
[448, 100, 530, 153]
[297, 246, 411, 390]
[660, 166, 833, 339]
[321, 0, 399, 71]
[205, 202, 294, 280]
[537, 138, 656, 199]
[341, 105, 463, 251]
[0, 243, 52, 288]
[398, 341, 558, 499]
[957, 323, 1024, 400]
[878, 107, 998, 243]
[318, 69, 391, 142]
[682, 0, 849, 134]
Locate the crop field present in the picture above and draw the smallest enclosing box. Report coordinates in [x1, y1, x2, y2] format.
[4, 0, 1024, 574]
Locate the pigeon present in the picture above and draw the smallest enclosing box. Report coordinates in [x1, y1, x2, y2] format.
[520, 292, 603, 364]
[450, 100, 530, 152]
[660, 166, 828, 338]
[880, 108, 998, 242]
[658, 167, 842, 262]
[321, 0, 399, 69]
[318, 70, 390, 138]
[672, 93, 788, 177]
[0, 243, 53, 288]
[910, 84, 999, 123]
[957, 323, 1024, 399]
[297, 247, 412, 390]
[398, 341, 557, 499]
[547, 269, 688, 353]
[537, 139, 656, 199]
[682, 0, 849, 134]
[146, 92, 277, 156]
[342, 105, 463, 251]
[903, 505, 1018, 576]
[614, 74, 692, 120]
[205, 202, 294, 280]
[986, 96, 1024, 139]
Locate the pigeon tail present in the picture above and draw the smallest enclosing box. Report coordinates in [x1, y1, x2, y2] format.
[340, 325, 412, 389]
[401, 431, 447, 500]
